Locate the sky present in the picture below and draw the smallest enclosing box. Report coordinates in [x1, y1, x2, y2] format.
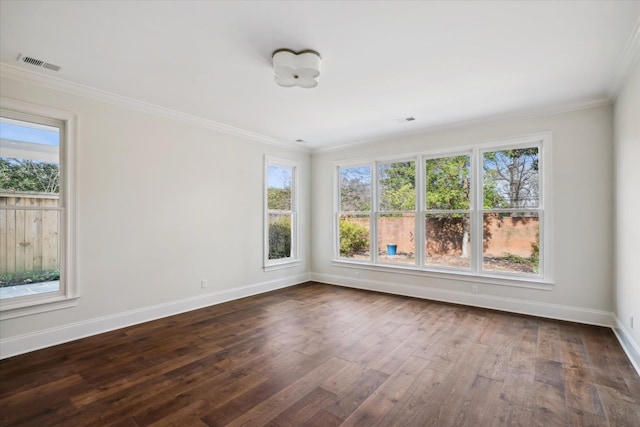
[0, 122, 59, 146]
[268, 165, 292, 189]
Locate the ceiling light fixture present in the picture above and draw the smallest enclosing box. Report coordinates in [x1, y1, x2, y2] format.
[272, 49, 321, 88]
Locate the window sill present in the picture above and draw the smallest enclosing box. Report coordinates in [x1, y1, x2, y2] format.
[0, 293, 79, 320]
[263, 259, 302, 272]
[331, 259, 553, 291]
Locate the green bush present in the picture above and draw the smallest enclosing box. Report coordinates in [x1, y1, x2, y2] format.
[269, 217, 291, 259]
[340, 220, 369, 257]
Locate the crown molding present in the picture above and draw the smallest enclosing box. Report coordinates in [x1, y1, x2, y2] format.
[313, 97, 612, 154]
[609, 15, 640, 99]
[0, 63, 310, 153]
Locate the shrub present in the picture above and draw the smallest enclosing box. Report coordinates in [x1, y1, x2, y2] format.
[0, 269, 60, 287]
[269, 217, 291, 259]
[530, 231, 540, 273]
[340, 220, 369, 257]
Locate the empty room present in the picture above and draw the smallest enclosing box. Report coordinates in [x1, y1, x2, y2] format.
[0, 1, 639, 426]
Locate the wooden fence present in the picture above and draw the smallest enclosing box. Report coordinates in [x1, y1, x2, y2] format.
[0, 193, 60, 274]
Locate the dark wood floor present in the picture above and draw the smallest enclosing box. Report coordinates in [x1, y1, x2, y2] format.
[1, 282, 639, 426]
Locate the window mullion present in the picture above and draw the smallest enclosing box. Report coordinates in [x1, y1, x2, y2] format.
[416, 155, 425, 268]
[371, 161, 378, 263]
[472, 147, 483, 273]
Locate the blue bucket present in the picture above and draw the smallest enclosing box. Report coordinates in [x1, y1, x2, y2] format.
[387, 244, 397, 256]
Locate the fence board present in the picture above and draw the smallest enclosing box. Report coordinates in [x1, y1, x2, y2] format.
[41, 210, 59, 270]
[0, 193, 59, 275]
[0, 208, 6, 273]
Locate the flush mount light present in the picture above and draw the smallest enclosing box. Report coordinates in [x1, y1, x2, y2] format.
[272, 49, 321, 88]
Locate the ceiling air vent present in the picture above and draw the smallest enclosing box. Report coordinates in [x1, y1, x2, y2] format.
[17, 54, 61, 72]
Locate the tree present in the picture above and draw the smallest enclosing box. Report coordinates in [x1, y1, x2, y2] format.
[483, 148, 539, 209]
[425, 155, 471, 257]
[340, 166, 371, 211]
[0, 158, 59, 193]
[378, 161, 415, 211]
[267, 187, 291, 210]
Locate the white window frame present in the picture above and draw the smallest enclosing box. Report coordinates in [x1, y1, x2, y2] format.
[333, 132, 553, 289]
[375, 158, 418, 266]
[422, 150, 473, 272]
[0, 97, 78, 319]
[335, 162, 374, 262]
[263, 156, 301, 271]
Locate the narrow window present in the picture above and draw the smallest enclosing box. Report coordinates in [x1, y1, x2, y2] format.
[377, 160, 416, 265]
[0, 99, 77, 317]
[264, 157, 299, 269]
[424, 154, 471, 270]
[481, 146, 541, 275]
[338, 165, 371, 260]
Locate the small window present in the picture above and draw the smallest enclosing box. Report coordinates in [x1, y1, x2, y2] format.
[1, 98, 77, 318]
[264, 156, 300, 270]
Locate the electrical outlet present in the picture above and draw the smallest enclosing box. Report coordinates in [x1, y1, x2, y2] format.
[201, 279, 208, 289]
[471, 285, 478, 295]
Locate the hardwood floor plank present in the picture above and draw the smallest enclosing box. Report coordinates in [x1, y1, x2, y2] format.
[221, 356, 350, 426]
[263, 386, 336, 427]
[532, 381, 568, 426]
[1, 282, 638, 426]
[564, 373, 605, 417]
[341, 356, 428, 426]
[596, 384, 640, 426]
[537, 320, 563, 362]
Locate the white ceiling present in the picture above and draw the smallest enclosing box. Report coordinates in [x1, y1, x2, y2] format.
[1, 1, 639, 150]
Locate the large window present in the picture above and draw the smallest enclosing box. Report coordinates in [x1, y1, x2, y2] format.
[334, 134, 550, 283]
[0, 98, 77, 318]
[264, 156, 300, 270]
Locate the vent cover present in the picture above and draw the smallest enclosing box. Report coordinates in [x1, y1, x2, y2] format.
[17, 54, 61, 71]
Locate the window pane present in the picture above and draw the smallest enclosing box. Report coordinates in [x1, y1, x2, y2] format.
[378, 161, 415, 211]
[483, 147, 539, 209]
[268, 213, 292, 259]
[267, 165, 292, 210]
[340, 166, 371, 212]
[378, 213, 415, 264]
[339, 214, 370, 259]
[483, 212, 539, 274]
[425, 213, 471, 269]
[0, 208, 60, 299]
[1, 118, 60, 207]
[425, 155, 470, 210]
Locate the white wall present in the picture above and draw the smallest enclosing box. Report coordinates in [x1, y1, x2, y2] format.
[614, 61, 640, 370]
[0, 75, 310, 352]
[311, 104, 614, 324]
[0, 72, 624, 359]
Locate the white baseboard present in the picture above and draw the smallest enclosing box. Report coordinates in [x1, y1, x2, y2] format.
[310, 273, 614, 327]
[612, 316, 640, 377]
[0, 274, 310, 360]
